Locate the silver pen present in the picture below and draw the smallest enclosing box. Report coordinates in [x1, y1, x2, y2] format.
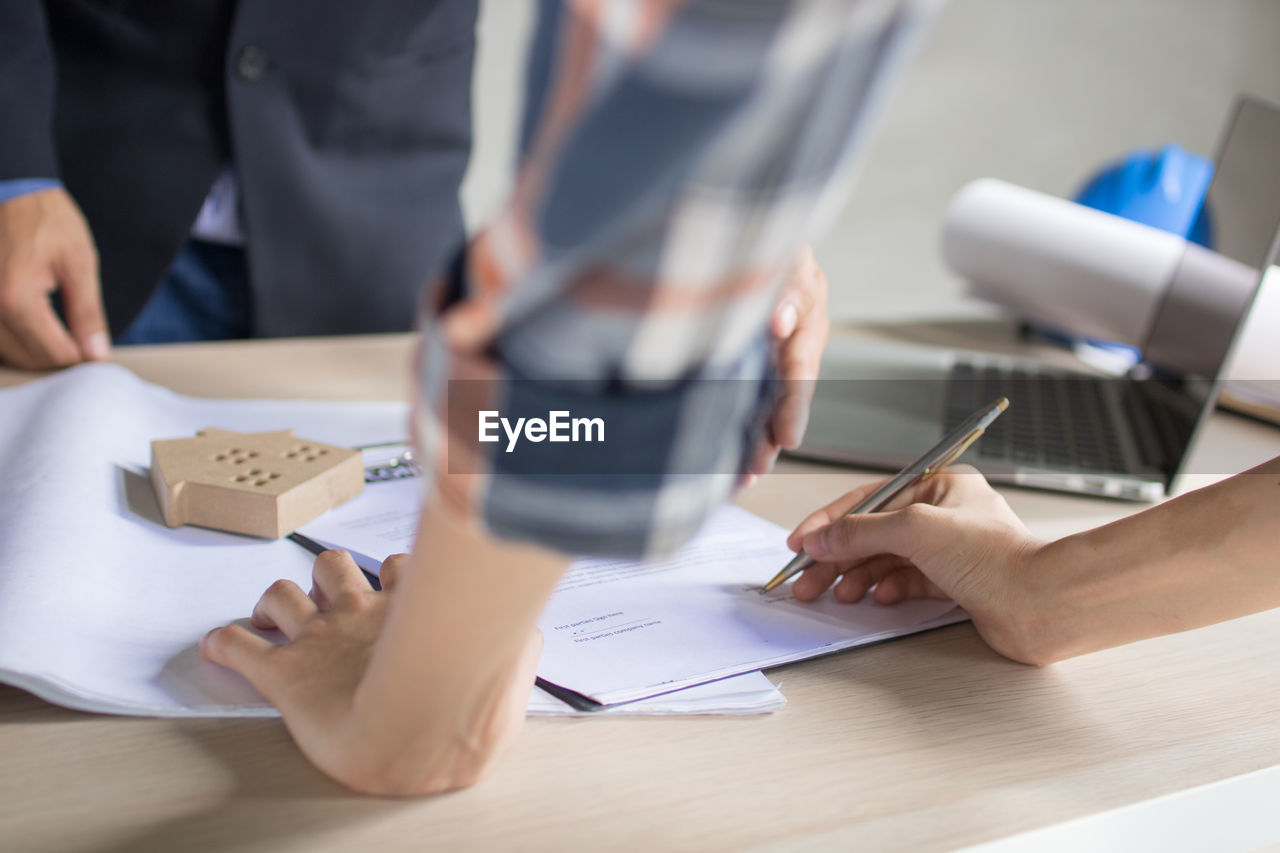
[760, 396, 1009, 593]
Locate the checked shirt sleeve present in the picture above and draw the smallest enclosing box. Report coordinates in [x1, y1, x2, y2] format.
[414, 0, 938, 558]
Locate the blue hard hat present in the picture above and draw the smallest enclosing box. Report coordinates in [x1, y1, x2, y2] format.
[1073, 143, 1214, 247]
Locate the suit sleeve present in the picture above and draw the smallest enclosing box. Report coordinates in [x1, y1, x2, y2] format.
[0, 2, 60, 181]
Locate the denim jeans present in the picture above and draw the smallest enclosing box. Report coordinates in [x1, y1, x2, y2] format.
[115, 239, 252, 345]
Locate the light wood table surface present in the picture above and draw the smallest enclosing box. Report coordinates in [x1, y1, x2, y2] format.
[2, 332, 1279, 852]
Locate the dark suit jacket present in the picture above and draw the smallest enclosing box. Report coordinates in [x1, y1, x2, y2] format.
[0, 0, 476, 336]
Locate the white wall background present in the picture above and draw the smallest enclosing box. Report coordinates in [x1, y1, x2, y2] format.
[460, 0, 1280, 324]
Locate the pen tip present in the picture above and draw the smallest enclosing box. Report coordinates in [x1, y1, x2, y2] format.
[995, 396, 1010, 412]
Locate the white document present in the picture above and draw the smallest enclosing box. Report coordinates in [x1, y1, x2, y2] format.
[0, 365, 779, 717]
[538, 507, 961, 704]
[301, 473, 966, 706]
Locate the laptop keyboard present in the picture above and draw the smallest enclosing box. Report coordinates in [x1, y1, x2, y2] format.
[945, 363, 1129, 472]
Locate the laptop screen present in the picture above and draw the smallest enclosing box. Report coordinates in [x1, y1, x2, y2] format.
[1133, 97, 1280, 485]
[1142, 97, 1280, 378]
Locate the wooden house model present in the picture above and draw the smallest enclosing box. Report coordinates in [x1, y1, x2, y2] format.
[150, 428, 364, 539]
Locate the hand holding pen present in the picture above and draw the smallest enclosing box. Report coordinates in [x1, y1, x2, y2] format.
[762, 397, 1009, 593]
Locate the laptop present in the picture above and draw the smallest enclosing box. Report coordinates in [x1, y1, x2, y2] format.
[792, 96, 1280, 501]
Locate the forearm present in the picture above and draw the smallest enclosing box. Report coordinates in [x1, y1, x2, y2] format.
[344, 494, 569, 795]
[1029, 456, 1280, 661]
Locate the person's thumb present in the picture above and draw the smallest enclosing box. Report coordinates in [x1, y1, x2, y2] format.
[56, 241, 108, 361]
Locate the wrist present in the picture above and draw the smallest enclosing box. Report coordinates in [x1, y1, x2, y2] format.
[973, 536, 1081, 666]
[343, 643, 531, 796]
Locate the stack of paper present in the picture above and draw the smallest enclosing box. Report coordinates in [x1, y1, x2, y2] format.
[0, 365, 963, 719]
[0, 365, 783, 716]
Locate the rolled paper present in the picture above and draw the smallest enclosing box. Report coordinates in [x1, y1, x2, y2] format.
[941, 178, 1185, 348]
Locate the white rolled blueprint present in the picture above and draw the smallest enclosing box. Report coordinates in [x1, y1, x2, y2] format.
[941, 178, 1280, 403]
[941, 178, 1185, 347]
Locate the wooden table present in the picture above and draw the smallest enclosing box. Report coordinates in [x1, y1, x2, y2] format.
[3, 333, 1279, 852]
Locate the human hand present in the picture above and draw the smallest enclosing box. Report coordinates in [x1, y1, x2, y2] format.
[744, 245, 829, 485]
[201, 549, 542, 795]
[0, 187, 108, 369]
[785, 467, 1055, 664]
[200, 550, 395, 789]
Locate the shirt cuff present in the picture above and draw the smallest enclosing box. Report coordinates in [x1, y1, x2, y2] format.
[0, 178, 61, 204]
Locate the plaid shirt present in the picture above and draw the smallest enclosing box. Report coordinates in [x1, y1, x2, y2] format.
[416, 0, 938, 557]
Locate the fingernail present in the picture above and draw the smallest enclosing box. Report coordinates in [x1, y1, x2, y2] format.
[84, 332, 109, 361]
[803, 530, 828, 558]
[774, 303, 798, 338]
